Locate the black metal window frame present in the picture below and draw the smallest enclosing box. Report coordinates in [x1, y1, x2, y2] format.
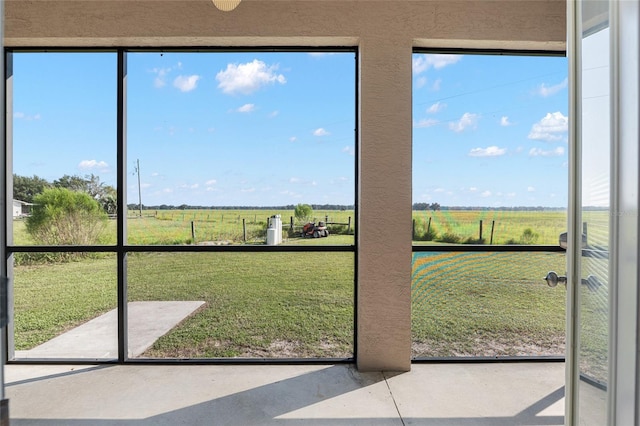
[3, 47, 359, 365]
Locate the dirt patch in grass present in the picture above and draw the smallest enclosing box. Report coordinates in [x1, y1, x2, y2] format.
[412, 335, 565, 358]
[142, 338, 352, 359]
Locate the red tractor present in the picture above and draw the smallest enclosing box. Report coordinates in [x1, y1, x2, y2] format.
[301, 221, 329, 238]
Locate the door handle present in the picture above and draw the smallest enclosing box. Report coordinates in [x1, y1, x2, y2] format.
[544, 271, 567, 287]
[544, 272, 604, 290]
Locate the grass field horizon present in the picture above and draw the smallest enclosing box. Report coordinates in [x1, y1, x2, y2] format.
[13, 207, 579, 247]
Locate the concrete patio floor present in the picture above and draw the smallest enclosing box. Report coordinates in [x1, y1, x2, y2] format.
[4, 362, 575, 425]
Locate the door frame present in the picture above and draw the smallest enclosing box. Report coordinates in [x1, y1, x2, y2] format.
[565, 0, 640, 424]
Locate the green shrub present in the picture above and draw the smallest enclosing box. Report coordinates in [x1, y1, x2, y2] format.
[504, 228, 540, 245]
[520, 228, 539, 244]
[437, 232, 462, 244]
[463, 236, 485, 244]
[294, 204, 313, 223]
[26, 187, 107, 247]
[413, 220, 437, 241]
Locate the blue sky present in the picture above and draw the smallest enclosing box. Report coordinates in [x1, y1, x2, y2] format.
[12, 50, 567, 208]
[412, 53, 568, 208]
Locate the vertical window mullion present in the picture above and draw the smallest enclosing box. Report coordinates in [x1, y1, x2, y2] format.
[117, 49, 128, 362]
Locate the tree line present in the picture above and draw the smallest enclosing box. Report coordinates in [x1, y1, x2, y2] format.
[14, 174, 117, 215]
[127, 203, 356, 211]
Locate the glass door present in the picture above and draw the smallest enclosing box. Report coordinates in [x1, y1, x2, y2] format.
[567, 1, 610, 424]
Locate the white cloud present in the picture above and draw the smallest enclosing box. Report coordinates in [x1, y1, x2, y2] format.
[481, 190, 492, 197]
[289, 177, 301, 183]
[152, 66, 172, 88]
[289, 136, 297, 142]
[431, 78, 442, 91]
[237, 103, 255, 113]
[331, 176, 349, 184]
[469, 187, 478, 192]
[529, 146, 565, 157]
[205, 179, 217, 185]
[413, 54, 462, 74]
[342, 146, 355, 156]
[268, 110, 279, 118]
[434, 188, 445, 193]
[500, 116, 513, 126]
[415, 76, 427, 89]
[78, 160, 109, 172]
[427, 102, 446, 114]
[216, 59, 286, 95]
[414, 118, 439, 128]
[527, 186, 536, 192]
[449, 112, 479, 132]
[536, 77, 568, 97]
[468, 146, 506, 157]
[173, 75, 200, 92]
[313, 128, 330, 136]
[241, 188, 256, 193]
[14, 112, 41, 120]
[528, 111, 568, 141]
[179, 183, 199, 189]
[162, 188, 173, 193]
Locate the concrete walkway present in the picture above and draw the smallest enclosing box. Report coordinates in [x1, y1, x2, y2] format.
[5, 362, 576, 425]
[15, 301, 205, 359]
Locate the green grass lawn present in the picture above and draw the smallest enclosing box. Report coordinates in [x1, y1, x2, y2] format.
[412, 251, 567, 357]
[13, 249, 580, 360]
[14, 252, 355, 358]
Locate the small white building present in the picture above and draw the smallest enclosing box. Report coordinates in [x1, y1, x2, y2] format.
[12, 199, 32, 217]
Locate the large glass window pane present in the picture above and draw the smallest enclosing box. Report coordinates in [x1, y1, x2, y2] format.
[126, 52, 356, 246]
[11, 52, 118, 246]
[412, 53, 568, 246]
[412, 251, 566, 358]
[12, 253, 118, 360]
[127, 252, 354, 359]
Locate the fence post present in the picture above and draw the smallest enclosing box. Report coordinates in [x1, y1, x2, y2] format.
[325, 215, 329, 223]
[412, 219, 416, 239]
[479, 220, 483, 242]
[347, 217, 351, 233]
[243, 218, 247, 242]
[427, 217, 431, 234]
[191, 221, 196, 243]
[290, 216, 294, 231]
[490, 220, 495, 245]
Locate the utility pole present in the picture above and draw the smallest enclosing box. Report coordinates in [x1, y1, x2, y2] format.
[136, 159, 142, 217]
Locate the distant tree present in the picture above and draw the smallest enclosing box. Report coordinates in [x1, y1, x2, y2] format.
[54, 174, 117, 215]
[430, 202, 441, 211]
[13, 174, 51, 203]
[413, 202, 429, 211]
[53, 174, 89, 193]
[294, 203, 313, 223]
[100, 186, 118, 215]
[26, 187, 107, 246]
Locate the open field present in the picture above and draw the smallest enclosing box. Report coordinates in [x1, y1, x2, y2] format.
[12, 208, 582, 247]
[412, 209, 569, 245]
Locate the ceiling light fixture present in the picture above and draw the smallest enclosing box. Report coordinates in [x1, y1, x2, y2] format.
[212, 0, 241, 12]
